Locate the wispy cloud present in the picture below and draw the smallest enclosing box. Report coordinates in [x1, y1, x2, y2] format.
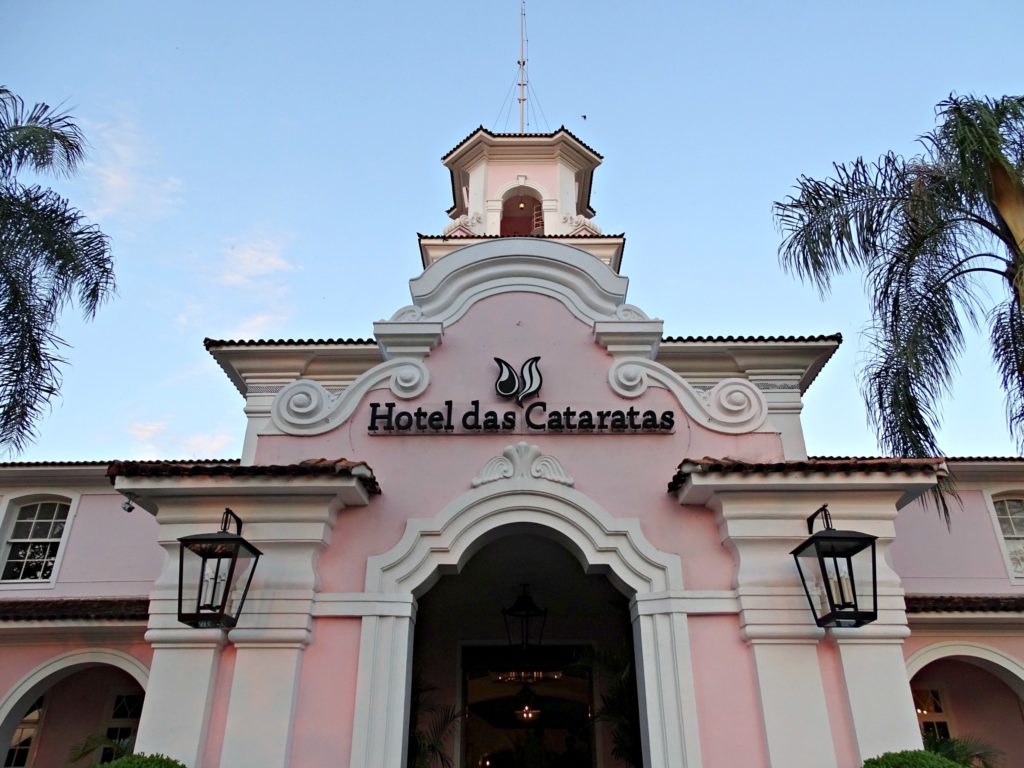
[217, 237, 296, 286]
[128, 420, 167, 441]
[179, 430, 235, 458]
[226, 311, 289, 339]
[85, 117, 183, 221]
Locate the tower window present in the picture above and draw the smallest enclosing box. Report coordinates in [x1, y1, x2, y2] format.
[501, 195, 543, 236]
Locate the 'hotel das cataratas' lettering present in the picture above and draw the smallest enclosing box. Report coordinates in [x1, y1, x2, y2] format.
[367, 356, 674, 435]
[367, 400, 674, 434]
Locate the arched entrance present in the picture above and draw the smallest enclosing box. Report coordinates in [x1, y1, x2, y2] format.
[412, 530, 639, 767]
[348, 443, 703, 768]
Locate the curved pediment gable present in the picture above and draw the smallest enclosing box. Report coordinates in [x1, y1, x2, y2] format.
[382, 238, 651, 331]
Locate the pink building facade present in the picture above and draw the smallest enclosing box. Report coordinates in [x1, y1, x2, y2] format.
[1, 128, 1023, 768]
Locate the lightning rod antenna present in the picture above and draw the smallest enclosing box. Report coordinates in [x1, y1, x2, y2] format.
[518, 0, 527, 133]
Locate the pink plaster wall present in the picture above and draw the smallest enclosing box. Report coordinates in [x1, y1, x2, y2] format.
[892, 489, 1021, 594]
[57, 493, 163, 596]
[687, 615, 768, 768]
[483, 162, 559, 202]
[288, 619, 361, 768]
[0, 488, 162, 598]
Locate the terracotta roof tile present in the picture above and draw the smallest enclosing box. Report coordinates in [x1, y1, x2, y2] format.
[662, 334, 842, 344]
[0, 459, 237, 468]
[944, 456, 1024, 462]
[905, 595, 1024, 613]
[0, 598, 149, 622]
[107, 458, 381, 494]
[442, 125, 603, 161]
[205, 337, 375, 349]
[668, 456, 943, 492]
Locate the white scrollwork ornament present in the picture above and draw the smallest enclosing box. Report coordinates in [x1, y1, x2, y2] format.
[270, 359, 431, 436]
[608, 357, 767, 434]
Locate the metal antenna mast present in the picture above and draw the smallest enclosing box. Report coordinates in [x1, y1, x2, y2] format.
[518, 0, 527, 133]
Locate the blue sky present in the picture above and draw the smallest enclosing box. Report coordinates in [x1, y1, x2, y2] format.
[3, 0, 1023, 461]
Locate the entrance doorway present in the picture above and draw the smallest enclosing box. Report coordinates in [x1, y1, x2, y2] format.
[409, 530, 639, 768]
[462, 645, 593, 767]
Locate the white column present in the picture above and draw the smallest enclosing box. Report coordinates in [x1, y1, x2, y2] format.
[348, 597, 417, 768]
[631, 593, 704, 768]
[834, 628, 922, 761]
[744, 628, 836, 768]
[220, 628, 309, 768]
[134, 628, 224, 767]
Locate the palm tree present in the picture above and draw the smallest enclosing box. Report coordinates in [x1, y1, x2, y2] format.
[0, 86, 114, 454]
[774, 96, 1024, 469]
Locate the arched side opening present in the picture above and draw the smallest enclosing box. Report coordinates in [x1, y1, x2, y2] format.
[351, 473, 702, 768]
[906, 642, 1024, 759]
[500, 187, 543, 237]
[0, 650, 149, 766]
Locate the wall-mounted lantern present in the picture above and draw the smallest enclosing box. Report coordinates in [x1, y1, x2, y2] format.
[177, 508, 262, 629]
[791, 504, 877, 628]
[503, 584, 547, 650]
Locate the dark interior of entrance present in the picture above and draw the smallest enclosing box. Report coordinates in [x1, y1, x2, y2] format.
[410, 530, 641, 768]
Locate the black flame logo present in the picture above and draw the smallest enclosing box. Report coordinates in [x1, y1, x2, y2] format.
[494, 357, 543, 405]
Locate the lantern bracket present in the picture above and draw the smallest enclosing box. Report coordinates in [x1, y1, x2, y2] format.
[806, 503, 832, 535]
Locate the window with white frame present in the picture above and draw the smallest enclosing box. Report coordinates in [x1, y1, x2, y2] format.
[98, 693, 144, 763]
[1, 500, 71, 582]
[912, 687, 951, 739]
[4, 697, 43, 768]
[993, 497, 1024, 578]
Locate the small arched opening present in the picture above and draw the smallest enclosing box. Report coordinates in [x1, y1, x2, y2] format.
[500, 189, 544, 237]
[0, 651, 148, 767]
[907, 644, 1024, 759]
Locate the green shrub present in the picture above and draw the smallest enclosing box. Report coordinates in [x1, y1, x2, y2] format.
[102, 754, 189, 768]
[863, 750, 965, 768]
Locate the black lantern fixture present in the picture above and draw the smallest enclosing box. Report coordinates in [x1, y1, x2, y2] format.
[177, 508, 262, 629]
[791, 504, 878, 628]
[503, 584, 547, 650]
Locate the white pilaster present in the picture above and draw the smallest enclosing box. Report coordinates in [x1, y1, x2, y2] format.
[220, 629, 309, 768]
[348, 598, 417, 768]
[631, 594, 703, 768]
[133, 628, 224, 767]
[746, 630, 836, 768]
[834, 628, 922, 761]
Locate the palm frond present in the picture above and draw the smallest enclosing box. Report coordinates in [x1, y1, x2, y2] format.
[0, 86, 85, 179]
[775, 94, 1024, 467]
[0, 182, 113, 453]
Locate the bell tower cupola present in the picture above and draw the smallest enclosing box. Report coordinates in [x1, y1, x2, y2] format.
[418, 127, 625, 272]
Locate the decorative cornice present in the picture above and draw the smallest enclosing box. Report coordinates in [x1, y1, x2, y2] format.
[472, 442, 574, 488]
[608, 357, 768, 434]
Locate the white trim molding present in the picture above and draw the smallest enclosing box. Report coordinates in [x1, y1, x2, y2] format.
[349, 446, 703, 768]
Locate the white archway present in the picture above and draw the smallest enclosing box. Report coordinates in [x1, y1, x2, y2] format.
[906, 641, 1024, 700]
[349, 445, 703, 768]
[0, 648, 149, 756]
